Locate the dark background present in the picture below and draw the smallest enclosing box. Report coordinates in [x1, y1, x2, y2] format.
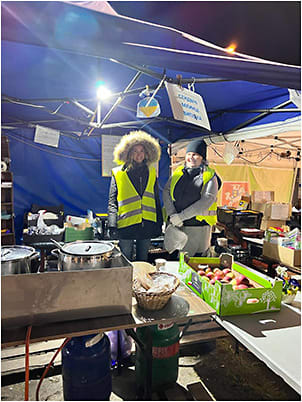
[110, 1, 301, 66]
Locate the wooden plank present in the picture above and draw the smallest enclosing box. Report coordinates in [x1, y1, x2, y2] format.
[1, 339, 64, 359]
[187, 381, 216, 401]
[180, 329, 228, 346]
[1, 352, 62, 375]
[179, 320, 226, 334]
[178, 317, 229, 345]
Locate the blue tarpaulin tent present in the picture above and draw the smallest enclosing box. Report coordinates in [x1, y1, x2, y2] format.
[1, 1, 300, 243]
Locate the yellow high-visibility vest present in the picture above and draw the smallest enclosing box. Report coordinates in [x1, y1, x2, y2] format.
[112, 166, 157, 229]
[170, 165, 217, 226]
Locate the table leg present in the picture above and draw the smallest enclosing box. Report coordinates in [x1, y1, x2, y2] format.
[39, 249, 45, 272]
[126, 328, 153, 401]
[117, 330, 122, 375]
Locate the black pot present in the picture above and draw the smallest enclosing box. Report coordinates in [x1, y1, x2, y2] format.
[1, 245, 40, 275]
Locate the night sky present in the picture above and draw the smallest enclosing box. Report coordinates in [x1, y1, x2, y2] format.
[110, 1, 301, 66]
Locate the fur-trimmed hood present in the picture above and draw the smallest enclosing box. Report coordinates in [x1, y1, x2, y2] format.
[113, 130, 161, 166]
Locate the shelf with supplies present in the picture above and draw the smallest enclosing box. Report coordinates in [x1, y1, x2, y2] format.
[1, 135, 15, 245]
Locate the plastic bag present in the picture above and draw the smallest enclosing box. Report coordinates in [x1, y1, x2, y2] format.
[105, 330, 133, 362]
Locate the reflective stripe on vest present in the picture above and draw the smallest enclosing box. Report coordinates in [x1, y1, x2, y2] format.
[112, 166, 157, 228]
[170, 165, 217, 226]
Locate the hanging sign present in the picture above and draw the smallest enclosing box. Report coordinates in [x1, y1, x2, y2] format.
[165, 82, 211, 130]
[221, 181, 250, 208]
[137, 97, 161, 118]
[34, 125, 60, 148]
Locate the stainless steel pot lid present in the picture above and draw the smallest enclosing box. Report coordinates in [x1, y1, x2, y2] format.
[1, 245, 36, 261]
[60, 241, 114, 256]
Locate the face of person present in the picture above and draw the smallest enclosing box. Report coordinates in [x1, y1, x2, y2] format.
[185, 152, 203, 168]
[130, 144, 145, 164]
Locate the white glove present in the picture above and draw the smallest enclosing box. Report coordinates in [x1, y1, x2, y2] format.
[170, 213, 183, 227]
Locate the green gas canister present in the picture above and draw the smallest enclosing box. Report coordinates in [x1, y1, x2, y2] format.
[135, 322, 180, 390]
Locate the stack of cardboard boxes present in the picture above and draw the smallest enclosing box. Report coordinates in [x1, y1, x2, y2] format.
[250, 191, 291, 230]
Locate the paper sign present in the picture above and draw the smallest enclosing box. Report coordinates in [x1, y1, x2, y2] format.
[221, 182, 249, 208]
[34, 125, 60, 148]
[101, 135, 122, 177]
[165, 82, 211, 130]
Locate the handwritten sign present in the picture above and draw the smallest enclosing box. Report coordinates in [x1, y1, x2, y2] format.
[165, 82, 211, 130]
[221, 182, 249, 208]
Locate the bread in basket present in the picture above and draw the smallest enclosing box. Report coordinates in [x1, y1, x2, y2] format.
[133, 272, 180, 311]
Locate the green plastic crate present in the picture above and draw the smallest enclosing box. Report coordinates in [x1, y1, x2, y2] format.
[179, 252, 282, 316]
[64, 227, 94, 242]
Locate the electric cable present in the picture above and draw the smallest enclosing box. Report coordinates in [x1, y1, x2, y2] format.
[25, 325, 32, 401]
[35, 337, 71, 401]
[4, 132, 101, 161]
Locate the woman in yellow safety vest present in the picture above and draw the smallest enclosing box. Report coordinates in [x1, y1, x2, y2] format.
[108, 130, 163, 261]
[163, 139, 221, 257]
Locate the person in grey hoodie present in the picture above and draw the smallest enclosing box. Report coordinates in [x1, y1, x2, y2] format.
[163, 139, 221, 257]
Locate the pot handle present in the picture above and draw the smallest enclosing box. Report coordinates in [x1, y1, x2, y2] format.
[51, 248, 60, 257]
[29, 252, 40, 261]
[179, 318, 192, 340]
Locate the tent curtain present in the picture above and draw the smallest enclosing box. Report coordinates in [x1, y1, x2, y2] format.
[213, 164, 295, 207]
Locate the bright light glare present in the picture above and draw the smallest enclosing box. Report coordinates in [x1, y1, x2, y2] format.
[226, 43, 237, 53]
[96, 86, 111, 100]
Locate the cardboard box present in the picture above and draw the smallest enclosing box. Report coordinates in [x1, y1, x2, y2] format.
[251, 191, 274, 203]
[251, 202, 267, 215]
[178, 253, 282, 316]
[266, 203, 291, 220]
[252, 202, 290, 220]
[260, 219, 287, 230]
[263, 241, 301, 267]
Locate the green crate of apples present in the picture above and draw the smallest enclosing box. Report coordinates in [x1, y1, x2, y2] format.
[179, 252, 283, 316]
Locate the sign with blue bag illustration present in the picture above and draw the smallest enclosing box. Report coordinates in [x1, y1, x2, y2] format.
[137, 97, 161, 118]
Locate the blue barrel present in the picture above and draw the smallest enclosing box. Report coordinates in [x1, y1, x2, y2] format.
[62, 333, 112, 401]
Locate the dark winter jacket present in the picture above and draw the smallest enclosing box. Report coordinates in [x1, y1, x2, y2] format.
[108, 162, 163, 239]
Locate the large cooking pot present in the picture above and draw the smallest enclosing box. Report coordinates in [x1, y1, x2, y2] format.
[51, 240, 123, 271]
[1, 245, 40, 275]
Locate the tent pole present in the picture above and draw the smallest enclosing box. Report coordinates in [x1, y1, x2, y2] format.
[97, 71, 142, 130]
[215, 108, 300, 113]
[224, 100, 292, 134]
[111, 59, 234, 84]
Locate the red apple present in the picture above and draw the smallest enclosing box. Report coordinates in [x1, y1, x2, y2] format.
[231, 278, 240, 286]
[205, 267, 212, 274]
[206, 272, 214, 279]
[210, 279, 216, 285]
[197, 269, 205, 276]
[214, 274, 223, 281]
[237, 274, 249, 284]
[225, 272, 235, 280]
[222, 268, 231, 275]
[234, 284, 248, 290]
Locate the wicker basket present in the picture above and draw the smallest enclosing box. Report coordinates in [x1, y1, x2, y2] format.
[133, 272, 180, 311]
